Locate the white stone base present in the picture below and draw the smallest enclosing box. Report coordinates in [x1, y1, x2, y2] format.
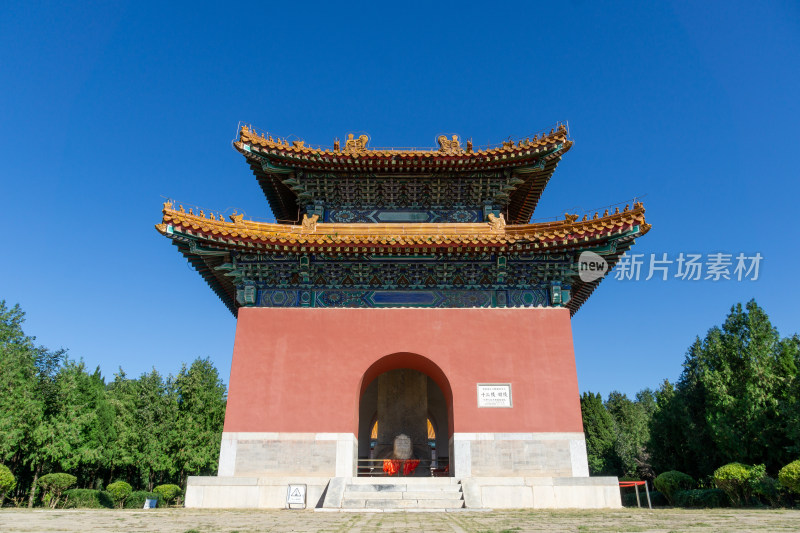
[189, 430, 616, 510]
[451, 432, 590, 478]
[185, 476, 332, 509]
[461, 476, 621, 509]
[186, 475, 620, 509]
[217, 432, 357, 477]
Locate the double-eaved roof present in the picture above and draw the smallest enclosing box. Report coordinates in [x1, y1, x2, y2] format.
[158, 123, 650, 316]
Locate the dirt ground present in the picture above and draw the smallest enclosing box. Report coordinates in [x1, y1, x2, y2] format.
[1, 508, 798, 533]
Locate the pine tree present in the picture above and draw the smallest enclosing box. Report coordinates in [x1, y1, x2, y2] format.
[580, 392, 618, 475]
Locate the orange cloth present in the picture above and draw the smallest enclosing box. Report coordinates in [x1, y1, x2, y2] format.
[383, 459, 419, 476]
[383, 459, 401, 475]
[403, 459, 420, 476]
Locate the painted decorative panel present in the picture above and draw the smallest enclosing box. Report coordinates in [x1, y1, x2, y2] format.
[228, 251, 569, 309]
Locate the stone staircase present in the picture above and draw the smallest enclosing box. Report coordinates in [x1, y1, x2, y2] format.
[323, 477, 465, 511]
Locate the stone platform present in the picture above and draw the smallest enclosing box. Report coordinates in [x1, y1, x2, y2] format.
[323, 477, 465, 510]
[185, 476, 621, 510]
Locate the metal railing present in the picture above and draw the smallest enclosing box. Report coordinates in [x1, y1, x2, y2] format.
[357, 457, 450, 477]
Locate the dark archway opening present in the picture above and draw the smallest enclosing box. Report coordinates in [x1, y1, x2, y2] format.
[358, 369, 450, 476]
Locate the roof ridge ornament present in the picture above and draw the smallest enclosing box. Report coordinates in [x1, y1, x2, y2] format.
[301, 214, 319, 232]
[344, 133, 369, 154]
[438, 134, 463, 154]
[488, 212, 506, 231]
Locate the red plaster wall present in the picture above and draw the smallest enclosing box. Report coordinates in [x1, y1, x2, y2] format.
[223, 307, 583, 436]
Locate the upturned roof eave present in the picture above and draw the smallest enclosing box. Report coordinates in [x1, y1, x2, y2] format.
[234, 125, 573, 223]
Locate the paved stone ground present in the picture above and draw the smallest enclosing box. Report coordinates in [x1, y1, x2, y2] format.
[1, 508, 798, 532]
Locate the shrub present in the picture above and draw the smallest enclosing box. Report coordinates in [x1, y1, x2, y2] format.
[62, 489, 113, 509]
[0, 464, 16, 506]
[713, 462, 766, 506]
[124, 491, 161, 509]
[653, 471, 695, 505]
[673, 488, 729, 508]
[37, 473, 77, 508]
[106, 481, 132, 509]
[752, 475, 781, 507]
[153, 484, 182, 506]
[779, 460, 800, 495]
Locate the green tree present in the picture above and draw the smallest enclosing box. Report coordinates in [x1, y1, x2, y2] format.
[107, 369, 177, 491]
[172, 358, 227, 485]
[76, 367, 116, 488]
[779, 335, 800, 457]
[605, 389, 655, 479]
[0, 300, 70, 507]
[649, 379, 689, 474]
[0, 301, 44, 483]
[649, 301, 798, 479]
[701, 302, 793, 470]
[580, 392, 618, 475]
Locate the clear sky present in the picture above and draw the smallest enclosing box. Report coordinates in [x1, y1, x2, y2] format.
[2, 1, 798, 399]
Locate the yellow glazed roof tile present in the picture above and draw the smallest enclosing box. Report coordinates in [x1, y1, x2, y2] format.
[156, 201, 649, 250]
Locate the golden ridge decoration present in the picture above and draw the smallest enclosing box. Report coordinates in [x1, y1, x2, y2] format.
[487, 213, 506, 231]
[344, 134, 369, 153]
[301, 214, 319, 232]
[437, 135, 463, 154]
[238, 123, 570, 159]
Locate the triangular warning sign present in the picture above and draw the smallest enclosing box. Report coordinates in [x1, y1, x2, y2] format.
[290, 488, 301, 497]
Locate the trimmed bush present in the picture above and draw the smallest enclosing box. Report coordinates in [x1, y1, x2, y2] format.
[779, 460, 800, 495]
[106, 481, 132, 509]
[673, 488, 729, 508]
[713, 462, 765, 506]
[622, 490, 668, 507]
[153, 484, 182, 506]
[124, 490, 161, 509]
[653, 471, 695, 505]
[62, 489, 113, 509]
[753, 475, 781, 507]
[0, 464, 16, 506]
[37, 473, 77, 508]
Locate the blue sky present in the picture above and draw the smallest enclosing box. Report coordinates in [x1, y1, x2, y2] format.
[2, 1, 798, 399]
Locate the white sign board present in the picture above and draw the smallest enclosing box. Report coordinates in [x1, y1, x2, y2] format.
[477, 383, 513, 408]
[286, 484, 307, 509]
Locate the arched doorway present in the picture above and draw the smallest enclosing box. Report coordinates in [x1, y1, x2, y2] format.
[356, 353, 453, 476]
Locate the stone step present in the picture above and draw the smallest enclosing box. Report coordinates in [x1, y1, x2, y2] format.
[333, 478, 464, 511]
[367, 499, 465, 509]
[316, 508, 488, 513]
[344, 489, 462, 500]
[345, 491, 404, 500]
[347, 477, 458, 485]
[344, 484, 462, 493]
[343, 498, 464, 509]
[400, 490, 462, 499]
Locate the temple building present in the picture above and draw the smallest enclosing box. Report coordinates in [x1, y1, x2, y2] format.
[156, 124, 649, 509]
